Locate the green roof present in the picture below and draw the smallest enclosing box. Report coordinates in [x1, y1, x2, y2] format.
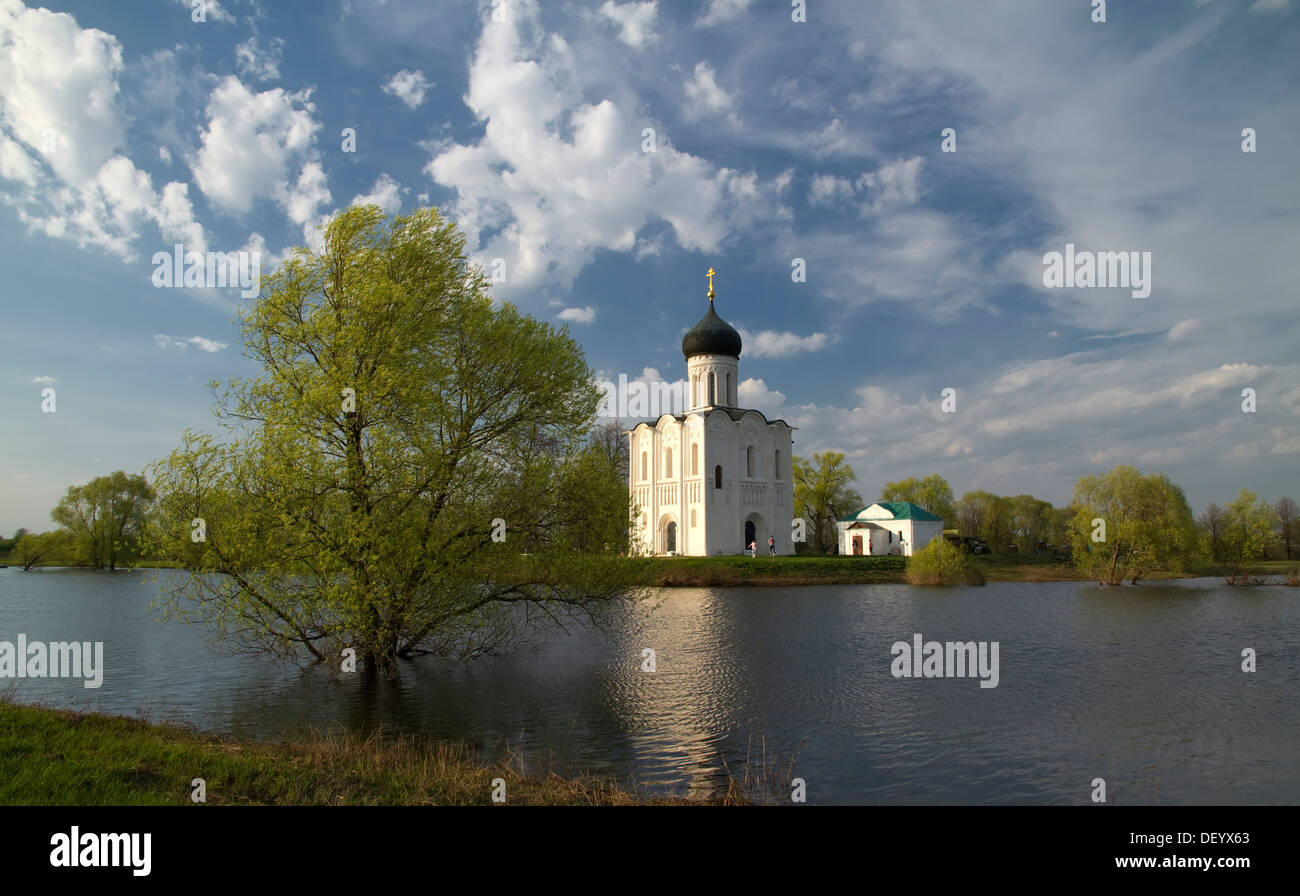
[837, 501, 943, 523]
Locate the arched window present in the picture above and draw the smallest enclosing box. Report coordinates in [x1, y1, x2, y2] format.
[726, 372, 734, 406]
[774, 449, 782, 479]
[746, 445, 756, 478]
[665, 447, 673, 477]
[691, 443, 699, 476]
[692, 374, 699, 407]
[714, 465, 723, 489]
[690, 509, 697, 528]
[708, 372, 716, 405]
[641, 451, 648, 481]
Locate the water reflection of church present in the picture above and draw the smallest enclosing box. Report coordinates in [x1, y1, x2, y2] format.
[628, 269, 795, 556]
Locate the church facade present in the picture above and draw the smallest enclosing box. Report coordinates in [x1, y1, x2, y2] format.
[628, 270, 796, 556]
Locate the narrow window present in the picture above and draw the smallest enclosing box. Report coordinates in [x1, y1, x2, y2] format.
[708, 372, 716, 405]
[690, 509, 697, 527]
[641, 451, 648, 481]
[691, 443, 699, 476]
[746, 445, 756, 478]
[665, 447, 673, 477]
[774, 449, 781, 479]
[714, 465, 722, 489]
[726, 372, 734, 405]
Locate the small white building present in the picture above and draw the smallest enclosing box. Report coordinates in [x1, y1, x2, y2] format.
[837, 502, 944, 557]
[628, 271, 796, 556]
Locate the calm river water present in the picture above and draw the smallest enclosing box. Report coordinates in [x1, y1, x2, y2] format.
[1, 568, 1296, 804]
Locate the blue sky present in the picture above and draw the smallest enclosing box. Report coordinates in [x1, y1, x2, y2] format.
[1, 0, 1298, 534]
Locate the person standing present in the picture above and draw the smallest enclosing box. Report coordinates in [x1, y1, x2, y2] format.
[748, 540, 756, 557]
[767, 535, 776, 556]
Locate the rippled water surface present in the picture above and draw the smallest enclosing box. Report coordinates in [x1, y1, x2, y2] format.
[1, 568, 1296, 804]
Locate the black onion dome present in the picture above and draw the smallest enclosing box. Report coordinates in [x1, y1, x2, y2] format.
[681, 302, 742, 358]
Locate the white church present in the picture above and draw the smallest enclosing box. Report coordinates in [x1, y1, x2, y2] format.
[628, 269, 796, 556]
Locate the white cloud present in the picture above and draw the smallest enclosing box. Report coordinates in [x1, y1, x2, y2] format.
[738, 377, 786, 412]
[157, 145, 172, 165]
[1248, 0, 1291, 13]
[31, 375, 57, 385]
[807, 157, 923, 214]
[684, 62, 738, 125]
[736, 327, 830, 358]
[1168, 318, 1201, 342]
[855, 155, 924, 212]
[598, 1, 657, 48]
[808, 174, 854, 207]
[0, 133, 40, 186]
[235, 35, 285, 82]
[1225, 443, 1261, 460]
[192, 76, 324, 221]
[558, 306, 596, 324]
[698, 0, 752, 27]
[0, 1, 125, 184]
[154, 334, 227, 352]
[425, 2, 788, 298]
[383, 69, 433, 108]
[350, 173, 402, 214]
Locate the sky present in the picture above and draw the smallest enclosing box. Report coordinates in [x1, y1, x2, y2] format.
[0, 0, 1298, 535]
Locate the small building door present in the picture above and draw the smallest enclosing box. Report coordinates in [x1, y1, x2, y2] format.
[852, 535, 863, 556]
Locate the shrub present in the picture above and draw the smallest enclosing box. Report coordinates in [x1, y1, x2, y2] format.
[906, 538, 986, 586]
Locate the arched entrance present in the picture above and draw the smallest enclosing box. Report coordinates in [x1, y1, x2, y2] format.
[742, 513, 765, 555]
[658, 515, 679, 555]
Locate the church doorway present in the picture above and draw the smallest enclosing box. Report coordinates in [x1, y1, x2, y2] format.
[665, 521, 677, 554]
[743, 519, 757, 554]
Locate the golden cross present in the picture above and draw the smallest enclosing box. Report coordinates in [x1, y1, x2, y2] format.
[706, 266, 716, 301]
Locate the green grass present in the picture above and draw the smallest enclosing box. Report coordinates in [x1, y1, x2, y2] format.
[0, 699, 734, 806]
[633, 554, 907, 586]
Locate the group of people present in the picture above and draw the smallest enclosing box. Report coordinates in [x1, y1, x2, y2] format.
[747, 535, 776, 557]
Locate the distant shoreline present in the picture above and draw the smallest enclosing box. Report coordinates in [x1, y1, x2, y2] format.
[3, 555, 1294, 589]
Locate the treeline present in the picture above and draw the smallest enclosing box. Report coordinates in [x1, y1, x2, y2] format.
[3, 422, 634, 572]
[791, 459, 1071, 556]
[3, 471, 155, 570]
[792, 454, 1296, 585]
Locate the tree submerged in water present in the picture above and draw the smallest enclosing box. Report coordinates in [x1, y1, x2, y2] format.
[904, 538, 985, 586]
[150, 206, 641, 677]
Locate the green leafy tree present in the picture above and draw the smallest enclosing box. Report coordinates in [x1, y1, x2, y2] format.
[1007, 494, 1054, 553]
[880, 474, 955, 525]
[793, 451, 862, 554]
[1069, 465, 1202, 585]
[905, 537, 985, 586]
[13, 530, 76, 570]
[1197, 502, 1225, 563]
[954, 490, 1014, 551]
[1275, 497, 1297, 561]
[149, 205, 644, 677]
[0, 528, 29, 554]
[1219, 490, 1278, 584]
[51, 472, 154, 569]
[955, 490, 995, 538]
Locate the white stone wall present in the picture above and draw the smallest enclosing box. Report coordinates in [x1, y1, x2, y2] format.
[630, 408, 794, 556]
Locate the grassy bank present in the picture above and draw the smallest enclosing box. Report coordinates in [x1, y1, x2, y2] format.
[0, 700, 727, 806]
[634, 554, 908, 586]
